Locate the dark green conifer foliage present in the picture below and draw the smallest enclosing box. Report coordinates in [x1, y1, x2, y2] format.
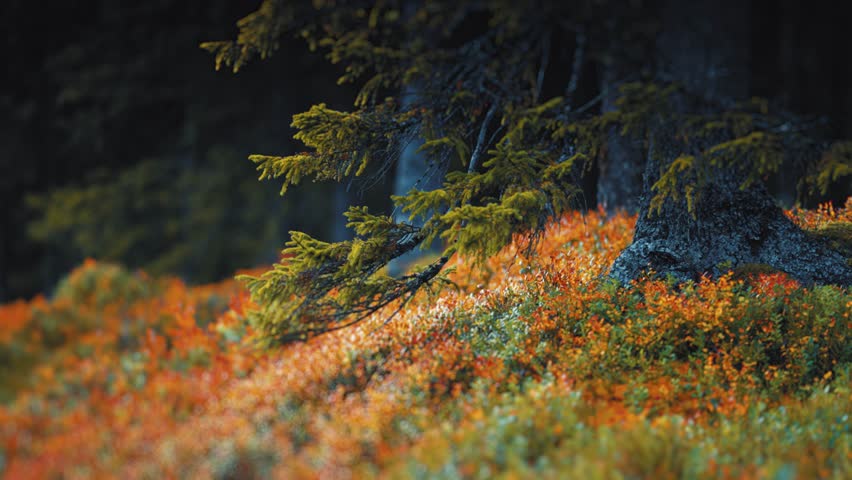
[205, 0, 852, 345]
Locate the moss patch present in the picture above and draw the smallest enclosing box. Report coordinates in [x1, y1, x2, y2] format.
[810, 221, 852, 259]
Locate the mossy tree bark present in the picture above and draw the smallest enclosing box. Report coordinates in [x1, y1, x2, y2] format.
[609, 0, 852, 286]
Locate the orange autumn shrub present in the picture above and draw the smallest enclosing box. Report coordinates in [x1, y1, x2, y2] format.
[786, 197, 852, 230]
[0, 202, 850, 479]
[0, 301, 33, 344]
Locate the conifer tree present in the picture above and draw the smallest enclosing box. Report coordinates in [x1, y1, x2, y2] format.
[609, 0, 852, 285]
[204, 0, 852, 345]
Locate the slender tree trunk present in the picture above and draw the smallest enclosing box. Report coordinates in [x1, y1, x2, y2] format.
[387, 1, 443, 276]
[387, 83, 444, 277]
[610, 0, 852, 286]
[768, 0, 800, 207]
[597, 54, 644, 214]
[330, 184, 353, 243]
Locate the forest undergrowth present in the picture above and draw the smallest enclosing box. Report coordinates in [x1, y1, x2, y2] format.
[1, 200, 851, 479]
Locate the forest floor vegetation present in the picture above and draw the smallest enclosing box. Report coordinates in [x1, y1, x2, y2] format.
[1, 200, 851, 479]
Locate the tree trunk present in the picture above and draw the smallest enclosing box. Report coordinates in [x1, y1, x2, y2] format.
[609, 0, 852, 286]
[330, 184, 353, 243]
[596, 53, 644, 214]
[387, 85, 443, 277]
[387, 2, 443, 277]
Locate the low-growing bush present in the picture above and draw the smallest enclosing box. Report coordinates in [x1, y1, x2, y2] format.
[1, 204, 850, 478]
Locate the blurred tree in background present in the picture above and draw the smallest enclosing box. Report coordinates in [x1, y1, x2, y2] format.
[27, 149, 283, 281]
[0, 0, 365, 301]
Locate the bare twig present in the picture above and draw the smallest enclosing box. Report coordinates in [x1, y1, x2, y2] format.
[535, 31, 552, 102]
[469, 103, 499, 173]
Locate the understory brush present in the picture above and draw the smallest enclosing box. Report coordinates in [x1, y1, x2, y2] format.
[1, 200, 851, 479]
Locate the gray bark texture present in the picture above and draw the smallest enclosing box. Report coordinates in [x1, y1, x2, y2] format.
[597, 60, 644, 214]
[609, 0, 852, 286]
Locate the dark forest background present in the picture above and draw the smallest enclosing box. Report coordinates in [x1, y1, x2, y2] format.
[1, 0, 850, 302]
